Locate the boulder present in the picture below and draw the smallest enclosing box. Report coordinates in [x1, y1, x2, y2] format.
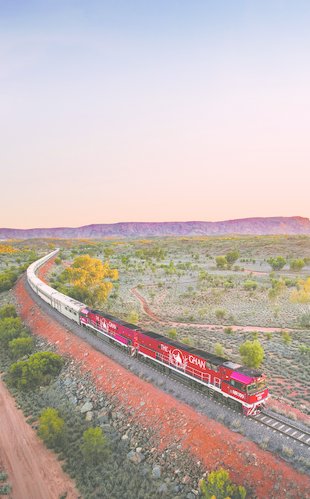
[80, 401, 93, 413]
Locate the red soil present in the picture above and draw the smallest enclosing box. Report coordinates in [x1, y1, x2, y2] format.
[13, 272, 310, 498]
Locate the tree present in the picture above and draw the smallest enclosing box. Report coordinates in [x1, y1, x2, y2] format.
[226, 250, 240, 267]
[9, 337, 33, 359]
[59, 254, 118, 308]
[215, 256, 227, 269]
[200, 468, 246, 499]
[81, 427, 108, 464]
[290, 277, 310, 304]
[290, 258, 305, 272]
[65, 254, 118, 287]
[0, 304, 17, 319]
[38, 408, 65, 448]
[267, 256, 286, 271]
[239, 340, 264, 368]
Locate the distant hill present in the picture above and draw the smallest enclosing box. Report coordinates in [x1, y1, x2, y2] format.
[0, 217, 310, 240]
[1, 217, 310, 240]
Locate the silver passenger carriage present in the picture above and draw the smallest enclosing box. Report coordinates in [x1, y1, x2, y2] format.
[27, 249, 85, 323]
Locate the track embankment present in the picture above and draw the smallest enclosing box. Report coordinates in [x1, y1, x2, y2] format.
[14, 273, 310, 499]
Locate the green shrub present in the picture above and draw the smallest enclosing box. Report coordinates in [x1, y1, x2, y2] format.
[215, 308, 226, 320]
[281, 331, 292, 345]
[9, 337, 34, 359]
[243, 279, 257, 291]
[182, 337, 193, 346]
[0, 271, 18, 292]
[0, 472, 8, 481]
[267, 256, 286, 271]
[215, 256, 227, 269]
[0, 483, 12, 495]
[167, 328, 177, 339]
[0, 317, 26, 347]
[38, 407, 65, 448]
[214, 343, 224, 357]
[8, 352, 64, 389]
[200, 468, 246, 499]
[224, 327, 233, 334]
[225, 250, 240, 266]
[299, 313, 310, 329]
[81, 427, 108, 464]
[127, 310, 139, 324]
[239, 340, 264, 368]
[290, 258, 305, 272]
[299, 344, 310, 356]
[0, 304, 17, 319]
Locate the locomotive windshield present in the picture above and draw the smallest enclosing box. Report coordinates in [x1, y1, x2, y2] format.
[246, 379, 266, 394]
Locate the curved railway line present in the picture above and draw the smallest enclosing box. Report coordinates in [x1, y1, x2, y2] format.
[25, 275, 310, 450]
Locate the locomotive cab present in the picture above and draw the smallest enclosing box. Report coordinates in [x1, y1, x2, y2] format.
[246, 378, 267, 395]
[221, 362, 269, 415]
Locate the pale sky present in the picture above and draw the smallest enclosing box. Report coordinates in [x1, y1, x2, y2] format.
[1, 1, 309, 228]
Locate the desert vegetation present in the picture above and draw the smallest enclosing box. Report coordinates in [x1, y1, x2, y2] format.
[0, 468, 12, 496]
[199, 468, 246, 499]
[1, 304, 209, 498]
[52, 253, 118, 307]
[41, 235, 310, 413]
[1, 235, 309, 416]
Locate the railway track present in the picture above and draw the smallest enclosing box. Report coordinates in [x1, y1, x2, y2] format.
[26, 279, 310, 450]
[252, 411, 310, 447]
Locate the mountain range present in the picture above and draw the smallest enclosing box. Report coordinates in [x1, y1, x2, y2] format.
[1, 217, 310, 240]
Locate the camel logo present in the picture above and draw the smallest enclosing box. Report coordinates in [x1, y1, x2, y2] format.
[169, 349, 188, 370]
[99, 317, 108, 331]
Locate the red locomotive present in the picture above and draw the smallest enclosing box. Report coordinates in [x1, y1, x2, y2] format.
[80, 307, 269, 415]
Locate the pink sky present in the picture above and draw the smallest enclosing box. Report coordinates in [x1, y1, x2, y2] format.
[1, 1, 309, 228]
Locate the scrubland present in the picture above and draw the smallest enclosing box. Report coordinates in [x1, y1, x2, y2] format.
[2, 235, 310, 413]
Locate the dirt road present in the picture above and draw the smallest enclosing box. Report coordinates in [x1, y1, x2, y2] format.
[131, 287, 296, 333]
[0, 378, 78, 499]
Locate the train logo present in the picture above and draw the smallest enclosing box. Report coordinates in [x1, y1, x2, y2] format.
[98, 317, 108, 331]
[169, 349, 188, 370]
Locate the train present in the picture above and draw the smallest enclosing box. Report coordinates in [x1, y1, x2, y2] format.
[27, 250, 269, 416]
